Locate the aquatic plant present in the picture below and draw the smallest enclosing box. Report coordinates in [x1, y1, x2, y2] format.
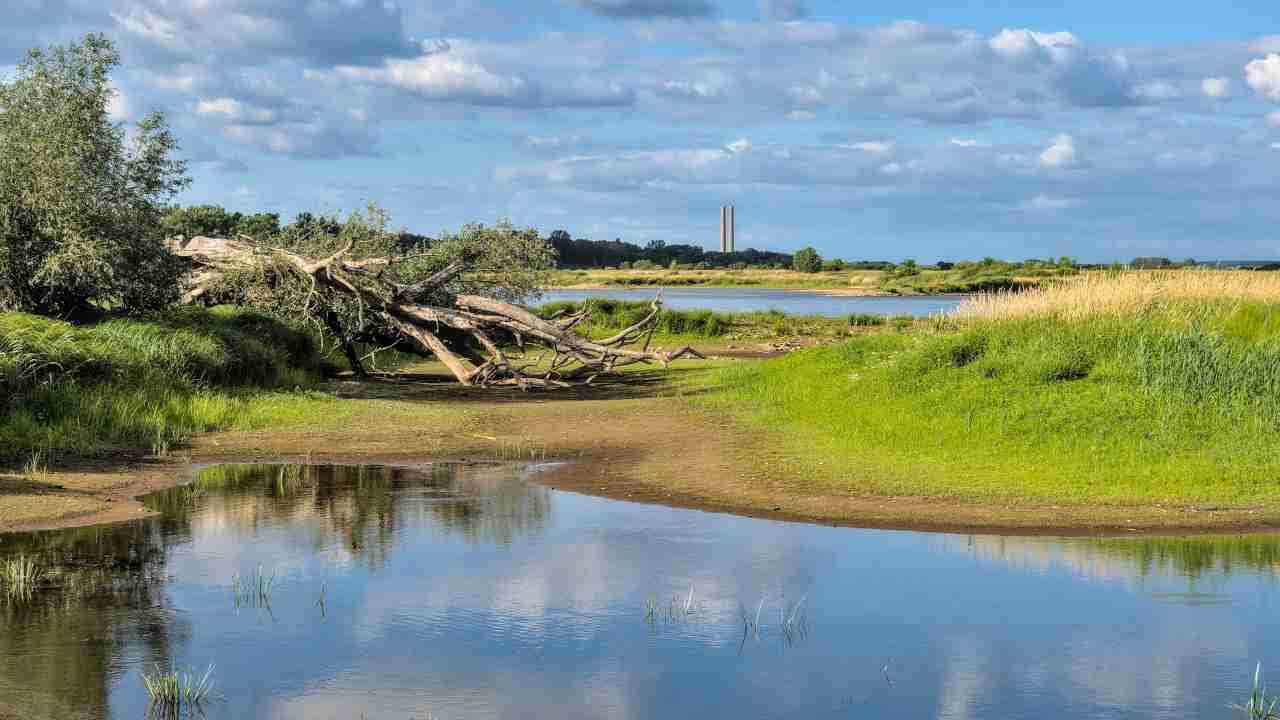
[643, 585, 698, 624]
[1233, 663, 1280, 720]
[140, 664, 216, 715]
[231, 564, 276, 609]
[779, 595, 809, 646]
[0, 554, 45, 599]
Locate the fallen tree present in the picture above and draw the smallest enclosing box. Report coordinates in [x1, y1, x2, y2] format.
[168, 233, 702, 388]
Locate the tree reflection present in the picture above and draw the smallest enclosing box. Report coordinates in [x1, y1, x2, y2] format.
[0, 462, 550, 719]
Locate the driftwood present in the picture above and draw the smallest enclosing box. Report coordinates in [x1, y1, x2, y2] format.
[167, 235, 702, 387]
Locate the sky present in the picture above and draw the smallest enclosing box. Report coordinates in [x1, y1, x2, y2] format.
[5, 0, 1280, 262]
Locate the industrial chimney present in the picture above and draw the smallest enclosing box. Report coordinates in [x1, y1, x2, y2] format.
[719, 205, 736, 253]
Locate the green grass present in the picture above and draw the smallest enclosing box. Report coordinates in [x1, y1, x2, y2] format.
[533, 299, 861, 343]
[0, 307, 331, 462]
[699, 300, 1280, 506]
[140, 664, 216, 713]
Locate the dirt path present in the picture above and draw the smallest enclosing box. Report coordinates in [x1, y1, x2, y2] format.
[6, 364, 1280, 537]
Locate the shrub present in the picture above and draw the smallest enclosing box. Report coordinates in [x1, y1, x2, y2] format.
[792, 247, 823, 273]
[0, 35, 188, 317]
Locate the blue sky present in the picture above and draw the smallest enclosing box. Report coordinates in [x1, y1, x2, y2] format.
[6, 0, 1280, 261]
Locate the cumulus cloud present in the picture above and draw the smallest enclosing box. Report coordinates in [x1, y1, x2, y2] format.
[323, 42, 633, 109]
[1039, 134, 1077, 168]
[1246, 54, 1280, 100]
[988, 28, 1080, 64]
[1201, 77, 1231, 98]
[760, 0, 808, 21]
[568, 0, 715, 18]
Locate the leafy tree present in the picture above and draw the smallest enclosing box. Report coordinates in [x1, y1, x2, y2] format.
[163, 205, 243, 239]
[792, 246, 822, 273]
[0, 34, 188, 316]
[822, 258, 847, 271]
[237, 212, 282, 240]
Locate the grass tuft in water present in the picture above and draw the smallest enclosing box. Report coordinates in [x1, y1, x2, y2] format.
[1233, 663, 1280, 719]
[140, 664, 216, 715]
[231, 564, 276, 609]
[0, 554, 45, 600]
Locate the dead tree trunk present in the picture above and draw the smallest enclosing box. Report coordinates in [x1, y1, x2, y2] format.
[167, 235, 702, 388]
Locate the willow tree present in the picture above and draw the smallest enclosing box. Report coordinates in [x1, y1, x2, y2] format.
[173, 207, 701, 386]
[0, 34, 187, 317]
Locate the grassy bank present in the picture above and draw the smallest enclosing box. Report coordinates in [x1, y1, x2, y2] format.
[532, 298, 893, 343]
[0, 308, 329, 462]
[546, 262, 1075, 294]
[701, 271, 1280, 508]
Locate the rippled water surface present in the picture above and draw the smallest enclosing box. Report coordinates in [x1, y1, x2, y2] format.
[541, 288, 962, 317]
[2, 463, 1279, 719]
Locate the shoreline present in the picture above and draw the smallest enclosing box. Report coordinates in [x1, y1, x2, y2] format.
[7, 425, 1280, 539]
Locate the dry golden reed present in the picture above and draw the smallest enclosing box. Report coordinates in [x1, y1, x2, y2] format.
[955, 270, 1280, 322]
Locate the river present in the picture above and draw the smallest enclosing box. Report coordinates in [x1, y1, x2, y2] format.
[540, 288, 963, 317]
[0, 463, 1273, 719]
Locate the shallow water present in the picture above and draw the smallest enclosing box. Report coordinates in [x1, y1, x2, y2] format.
[541, 288, 962, 317]
[1, 463, 1277, 719]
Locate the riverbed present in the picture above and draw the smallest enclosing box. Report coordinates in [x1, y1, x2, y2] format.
[0, 462, 1271, 719]
[541, 288, 963, 317]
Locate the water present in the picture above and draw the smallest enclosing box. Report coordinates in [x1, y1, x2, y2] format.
[541, 288, 962, 317]
[1, 463, 1277, 719]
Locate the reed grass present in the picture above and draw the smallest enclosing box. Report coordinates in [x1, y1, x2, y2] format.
[231, 564, 276, 609]
[1233, 663, 1280, 719]
[957, 269, 1280, 322]
[0, 554, 45, 599]
[140, 664, 216, 714]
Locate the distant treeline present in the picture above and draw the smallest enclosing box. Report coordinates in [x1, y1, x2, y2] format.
[158, 207, 1279, 273]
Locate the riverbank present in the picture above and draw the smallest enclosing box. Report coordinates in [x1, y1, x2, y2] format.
[547, 262, 1068, 294]
[7, 271, 1280, 535]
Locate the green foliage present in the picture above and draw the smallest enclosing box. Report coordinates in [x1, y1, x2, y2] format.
[701, 302, 1280, 506]
[0, 308, 322, 460]
[792, 247, 823, 273]
[162, 204, 280, 240]
[204, 206, 556, 357]
[847, 313, 886, 327]
[0, 34, 188, 316]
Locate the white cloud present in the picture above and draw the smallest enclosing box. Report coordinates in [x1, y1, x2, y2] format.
[1246, 54, 1280, 100]
[785, 109, 815, 120]
[988, 28, 1079, 63]
[107, 88, 130, 121]
[196, 97, 278, 123]
[840, 140, 895, 154]
[725, 138, 752, 153]
[1201, 77, 1231, 98]
[1029, 193, 1080, 210]
[1267, 111, 1280, 128]
[949, 138, 985, 147]
[1039, 133, 1077, 168]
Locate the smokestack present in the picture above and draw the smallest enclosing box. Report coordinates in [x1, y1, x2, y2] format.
[719, 206, 727, 252]
[728, 205, 735, 253]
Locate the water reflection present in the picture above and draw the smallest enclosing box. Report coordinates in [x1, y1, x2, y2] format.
[0, 463, 1278, 719]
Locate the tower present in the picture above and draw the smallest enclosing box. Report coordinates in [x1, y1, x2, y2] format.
[719, 205, 736, 253]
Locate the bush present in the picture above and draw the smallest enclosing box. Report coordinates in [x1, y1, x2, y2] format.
[0, 35, 188, 317]
[848, 313, 886, 327]
[792, 247, 823, 273]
